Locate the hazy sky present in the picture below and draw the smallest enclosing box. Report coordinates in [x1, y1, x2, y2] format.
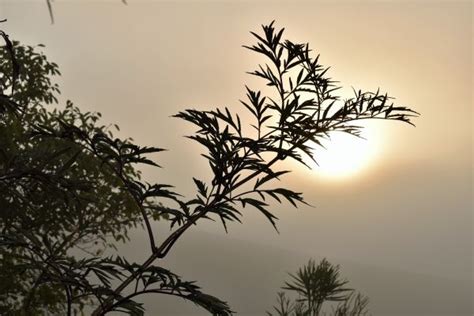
[1, 1, 472, 315]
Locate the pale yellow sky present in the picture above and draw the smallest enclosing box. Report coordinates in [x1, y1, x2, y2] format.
[1, 1, 472, 314]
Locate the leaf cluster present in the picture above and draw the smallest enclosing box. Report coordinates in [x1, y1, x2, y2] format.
[175, 21, 417, 232]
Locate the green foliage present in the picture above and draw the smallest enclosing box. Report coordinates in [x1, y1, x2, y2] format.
[1, 20, 417, 316]
[0, 36, 142, 314]
[268, 259, 369, 316]
[0, 33, 229, 315]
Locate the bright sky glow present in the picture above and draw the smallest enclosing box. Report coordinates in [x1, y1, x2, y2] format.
[308, 131, 378, 179]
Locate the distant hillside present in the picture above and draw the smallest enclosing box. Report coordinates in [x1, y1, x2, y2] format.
[120, 230, 472, 316]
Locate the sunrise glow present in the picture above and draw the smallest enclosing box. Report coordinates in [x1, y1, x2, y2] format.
[308, 131, 377, 179]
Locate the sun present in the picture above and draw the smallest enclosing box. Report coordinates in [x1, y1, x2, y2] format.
[308, 131, 378, 179]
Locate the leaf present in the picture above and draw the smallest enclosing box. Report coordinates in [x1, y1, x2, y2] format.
[57, 150, 81, 174]
[254, 170, 290, 189]
[240, 198, 279, 231]
[193, 178, 208, 197]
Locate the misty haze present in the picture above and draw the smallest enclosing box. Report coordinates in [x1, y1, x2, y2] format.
[0, 1, 472, 316]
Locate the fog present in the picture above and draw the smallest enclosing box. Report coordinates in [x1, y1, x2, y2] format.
[1, 1, 472, 314]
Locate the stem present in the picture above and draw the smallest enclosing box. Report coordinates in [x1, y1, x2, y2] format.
[65, 285, 72, 316]
[87, 144, 158, 253]
[92, 153, 282, 315]
[125, 182, 157, 252]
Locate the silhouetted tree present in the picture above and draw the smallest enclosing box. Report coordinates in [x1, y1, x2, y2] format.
[268, 259, 369, 316]
[0, 37, 158, 314]
[0, 21, 417, 315]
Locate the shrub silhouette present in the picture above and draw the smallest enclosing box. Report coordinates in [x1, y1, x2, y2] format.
[268, 259, 369, 316]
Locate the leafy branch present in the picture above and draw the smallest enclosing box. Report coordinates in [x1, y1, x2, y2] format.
[91, 21, 416, 315]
